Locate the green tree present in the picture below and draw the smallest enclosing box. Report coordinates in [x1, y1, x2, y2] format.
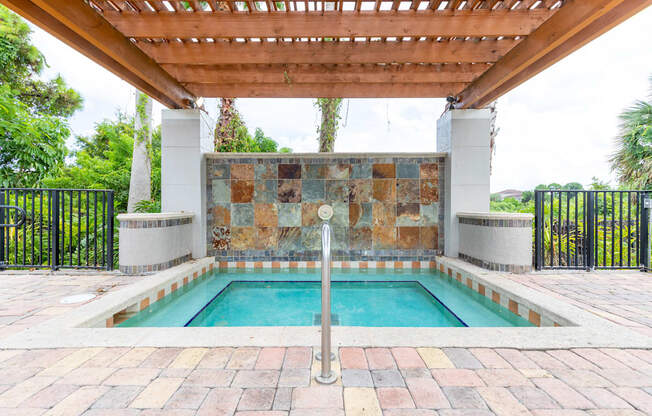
[43, 112, 161, 213]
[563, 182, 583, 190]
[0, 85, 69, 187]
[0, 5, 82, 187]
[521, 190, 534, 203]
[609, 75, 652, 189]
[0, 5, 82, 116]
[214, 98, 290, 153]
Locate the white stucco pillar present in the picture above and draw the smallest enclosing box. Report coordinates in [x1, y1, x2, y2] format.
[437, 109, 492, 257]
[161, 109, 212, 258]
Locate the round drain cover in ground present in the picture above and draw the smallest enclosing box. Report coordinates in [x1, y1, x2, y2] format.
[60, 293, 96, 304]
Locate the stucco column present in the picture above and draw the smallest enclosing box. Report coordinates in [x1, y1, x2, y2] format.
[161, 109, 212, 258]
[437, 109, 491, 257]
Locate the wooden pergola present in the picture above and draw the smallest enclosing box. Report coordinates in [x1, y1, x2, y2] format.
[3, 0, 650, 109]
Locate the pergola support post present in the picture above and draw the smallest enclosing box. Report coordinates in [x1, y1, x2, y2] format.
[437, 109, 492, 258]
[161, 109, 212, 259]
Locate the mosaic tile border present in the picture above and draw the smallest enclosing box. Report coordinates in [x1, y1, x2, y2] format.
[119, 254, 192, 275]
[458, 217, 532, 228]
[459, 252, 532, 274]
[119, 216, 192, 229]
[107, 262, 214, 328]
[103, 258, 565, 329]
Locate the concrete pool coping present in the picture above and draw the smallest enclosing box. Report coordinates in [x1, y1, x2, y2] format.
[1, 257, 651, 350]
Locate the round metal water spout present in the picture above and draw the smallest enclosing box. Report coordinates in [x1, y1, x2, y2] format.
[315, 205, 337, 384]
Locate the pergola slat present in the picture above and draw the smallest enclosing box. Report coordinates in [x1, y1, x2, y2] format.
[466, 0, 652, 107]
[185, 82, 468, 97]
[2, 0, 195, 108]
[141, 39, 519, 65]
[101, 10, 554, 38]
[163, 63, 489, 83]
[458, 0, 652, 108]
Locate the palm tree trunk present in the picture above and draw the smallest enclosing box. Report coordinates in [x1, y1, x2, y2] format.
[317, 98, 343, 153]
[215, 97, 237, 151]
[127, 92, 152, 213]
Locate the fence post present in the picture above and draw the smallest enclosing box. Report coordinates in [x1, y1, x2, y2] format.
[641, 192, 651, 271]
[586, 191, 594, 270]
[106, 191, 114, 271]
[0, 192, 5, 269]
[534, 191, 542, 270]
[51, 190, 60, 271]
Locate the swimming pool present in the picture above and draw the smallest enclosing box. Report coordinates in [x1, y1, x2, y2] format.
[117, 268, 533, 328]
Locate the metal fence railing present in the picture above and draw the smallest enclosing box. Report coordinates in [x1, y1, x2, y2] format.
[0, 188, 114, 271]
[534, 190, 651, 271]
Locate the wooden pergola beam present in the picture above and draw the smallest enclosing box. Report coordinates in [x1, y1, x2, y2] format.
[163, 63, 489, 84]
[102, 9, 555, 38]
[1, 0, 195, 108]
[458, 0, 652, 108]
[185, 82, 467, 98]
[141, 39, 518, 65]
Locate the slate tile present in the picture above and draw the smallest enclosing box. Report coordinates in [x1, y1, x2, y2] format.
[232, 180, 254, 203]
[351, 164, 372, 179]
[232, 227, 256, 250]
[232, 164, 254, 180]
[212, 180, 231, 203]
[420, 179, 439, 204]
[212, 164, 230, 179]
[302, 202, 322, 226]
[348, 180, 372, 203]
[255, 164, 277, 179]
[420, 163, 438, 179]
[254, 180, 278, 203]
[211, 226, 231, 250]
[279, 164, 302, 179]
[373, 226, 396, 249]
[349, 203, 372, 228]
[255, 227, 278, 250]
[303, 164, 327, 179]
[373, 203, 396, 226]
[373, 164, 396, 178]
[303, 180, 325, 202]
[232, 203, 254, 226]
[397, 179, 420, 203]
[325, 180, 349, 203]
[398, 227, 420, 249]
[301, 226, 321, 250]
[397, 164, 419, 179]
[278, 179, 301, 203]
[349, 226, 372, 250]
[254, 203, 278, 227]
[278, 227, 302, 251]
[211, 203, 231, 227]
[420, 226, 438, 250]
[327, 164, 350, 179]
[421, 204, 439, 226]
[373, 179, 396, 202]
[278, 204, 301, 227]
[397, 203, 420, 226]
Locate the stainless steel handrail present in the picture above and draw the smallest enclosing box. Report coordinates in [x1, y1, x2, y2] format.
[315, 207, 337, 384]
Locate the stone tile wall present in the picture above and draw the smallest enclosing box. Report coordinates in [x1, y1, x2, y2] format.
[206, 154, 445, 261]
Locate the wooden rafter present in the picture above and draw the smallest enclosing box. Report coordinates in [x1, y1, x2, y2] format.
[1, 0, 195, 108]
[162, 63, 490, 84]
[140, 39, 519, 65]
[185, 82, 467, 97]
[459, 0, 652, 108]
[101, 9, 554, 38]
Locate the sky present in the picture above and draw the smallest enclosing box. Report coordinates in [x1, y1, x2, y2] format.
[30, 6, 652, 193]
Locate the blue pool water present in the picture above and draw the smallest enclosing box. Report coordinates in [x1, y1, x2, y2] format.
[118, 269, 533, 328]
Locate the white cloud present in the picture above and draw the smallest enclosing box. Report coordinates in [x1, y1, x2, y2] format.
[26, 6, 652, 191]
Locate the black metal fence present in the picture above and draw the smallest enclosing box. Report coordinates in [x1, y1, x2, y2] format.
[0, 188, 114, 270]
[534, 190, 651, 270]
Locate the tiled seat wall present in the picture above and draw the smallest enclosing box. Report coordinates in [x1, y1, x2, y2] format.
[206, 154, 445, 262]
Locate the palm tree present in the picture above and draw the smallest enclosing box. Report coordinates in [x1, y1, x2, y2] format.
[127, 92, 152, 212]
[609, 75, 652, 190]
[215, 97, 238, 150]
[316, 98, 343, 152]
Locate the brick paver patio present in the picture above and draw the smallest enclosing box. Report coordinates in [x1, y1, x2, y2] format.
[0, 270, 650, 415]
